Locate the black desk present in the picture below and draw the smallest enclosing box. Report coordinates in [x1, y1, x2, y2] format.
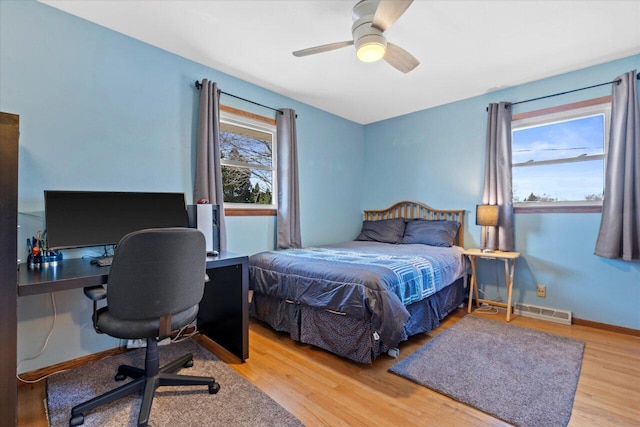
[17, 251, 249, 361]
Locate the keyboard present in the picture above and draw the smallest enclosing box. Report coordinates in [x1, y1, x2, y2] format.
[95, 256, 113, 267]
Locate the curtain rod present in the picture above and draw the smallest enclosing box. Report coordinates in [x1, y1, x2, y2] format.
[489, 73, 640, 110]
[195, 80, 283, 115]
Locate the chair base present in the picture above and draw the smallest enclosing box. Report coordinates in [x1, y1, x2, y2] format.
[69, 339, 220, 427]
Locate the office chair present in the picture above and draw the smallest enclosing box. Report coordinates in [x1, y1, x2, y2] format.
[70, 228, 220, 427]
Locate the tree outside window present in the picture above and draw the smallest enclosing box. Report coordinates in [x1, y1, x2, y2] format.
[219, 115, 276, 208]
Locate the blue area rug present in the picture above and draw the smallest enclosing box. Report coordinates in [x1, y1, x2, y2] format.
[390, 315, 585, 427]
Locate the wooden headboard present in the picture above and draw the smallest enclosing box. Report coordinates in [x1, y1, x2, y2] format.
[363, 201, 465, 247]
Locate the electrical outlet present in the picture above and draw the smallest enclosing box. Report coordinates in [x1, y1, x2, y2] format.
[536, 284, 546, 298]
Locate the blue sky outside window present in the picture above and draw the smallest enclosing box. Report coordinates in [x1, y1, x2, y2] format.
[512, 114, 605, 202]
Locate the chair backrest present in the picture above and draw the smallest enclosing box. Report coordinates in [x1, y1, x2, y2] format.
[106, 227, 206, 321]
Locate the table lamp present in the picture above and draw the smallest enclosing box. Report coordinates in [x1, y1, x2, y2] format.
[476, 204, 499, 253]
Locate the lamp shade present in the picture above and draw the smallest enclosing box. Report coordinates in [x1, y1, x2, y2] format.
[476, 205, 499, 227]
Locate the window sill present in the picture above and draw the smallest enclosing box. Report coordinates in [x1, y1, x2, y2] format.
[514, 204, 602, 214]
[225, 208, 276, 217]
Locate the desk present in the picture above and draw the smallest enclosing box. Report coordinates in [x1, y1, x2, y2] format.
[464, 248, 521, 321]
[17, 251, 249, 361]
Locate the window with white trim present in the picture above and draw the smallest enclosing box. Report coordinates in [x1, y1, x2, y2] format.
[511, 101, 610, 207]
[219, 111, 277, 208]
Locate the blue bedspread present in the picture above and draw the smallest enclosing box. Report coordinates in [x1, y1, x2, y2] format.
[249, 241, 467, 348]
[283, 247, 441, 306]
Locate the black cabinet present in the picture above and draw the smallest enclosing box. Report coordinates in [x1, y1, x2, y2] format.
[0, 112, 19, 426]
[198, 259, 249, 361]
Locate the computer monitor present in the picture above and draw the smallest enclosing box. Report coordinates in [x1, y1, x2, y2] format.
[44, 191, 189, 250]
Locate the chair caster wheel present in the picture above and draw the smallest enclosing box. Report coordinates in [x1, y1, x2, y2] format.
[209, 382, 221, 394]
[114, 373, 127, 381]
[69, 414, 84, 426]
[184, 360, 194, 368]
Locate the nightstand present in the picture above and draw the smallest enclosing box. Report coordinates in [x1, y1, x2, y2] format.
[463, 248, 521, 321]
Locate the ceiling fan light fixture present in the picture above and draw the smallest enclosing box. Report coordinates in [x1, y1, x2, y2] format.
[292, 0, 419, 73]
[357, 42, 386, 62]
[355, 34, 387, 63]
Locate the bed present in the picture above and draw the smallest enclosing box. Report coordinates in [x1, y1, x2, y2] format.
[248, 201, 468, 364]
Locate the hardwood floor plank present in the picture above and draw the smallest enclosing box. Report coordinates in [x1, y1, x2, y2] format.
[17, 382, 47, 427]
[18, 309, 640, 426]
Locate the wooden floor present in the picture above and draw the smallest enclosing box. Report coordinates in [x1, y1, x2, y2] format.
[18, 309, 640, 426]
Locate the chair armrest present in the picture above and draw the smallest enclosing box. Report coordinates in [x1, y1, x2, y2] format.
[83, 286, 106, 334]
[84, 285, 106, 301]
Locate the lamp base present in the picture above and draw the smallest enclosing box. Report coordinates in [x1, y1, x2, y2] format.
[481, 248, 495, 253]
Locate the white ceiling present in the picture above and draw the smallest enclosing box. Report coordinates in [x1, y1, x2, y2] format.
[41, 0, 640, 124]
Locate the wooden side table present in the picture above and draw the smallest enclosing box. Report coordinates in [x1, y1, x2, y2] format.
[463, 248, 521, 321]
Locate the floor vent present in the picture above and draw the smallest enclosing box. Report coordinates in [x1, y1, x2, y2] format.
[513, 303, 572, 325]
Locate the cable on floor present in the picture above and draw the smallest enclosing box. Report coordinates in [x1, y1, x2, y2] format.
[474, 288, 500, 315]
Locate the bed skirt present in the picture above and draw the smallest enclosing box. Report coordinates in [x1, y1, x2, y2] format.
[249, 276, 466, 364]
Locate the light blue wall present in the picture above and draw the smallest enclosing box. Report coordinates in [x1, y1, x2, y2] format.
[364, 54, 640, 330]
[1, 1, 365, 371]
[2, 0, 638, 373]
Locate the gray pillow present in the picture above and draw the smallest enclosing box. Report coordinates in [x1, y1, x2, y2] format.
[356, 218, 406, 244]
[401, 219, 460, 247]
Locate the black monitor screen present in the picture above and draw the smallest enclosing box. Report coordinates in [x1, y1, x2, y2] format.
[44, 191, 189, 249]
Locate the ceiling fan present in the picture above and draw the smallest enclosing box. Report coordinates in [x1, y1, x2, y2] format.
[292, 0, 419, 74]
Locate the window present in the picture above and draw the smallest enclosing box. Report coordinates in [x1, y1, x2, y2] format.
[219, 109, 276, 210]
[511, 100, 610, 210]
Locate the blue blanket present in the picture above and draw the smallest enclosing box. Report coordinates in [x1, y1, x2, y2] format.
[283, 247, 441, 305]
[249, 241, 467, 348]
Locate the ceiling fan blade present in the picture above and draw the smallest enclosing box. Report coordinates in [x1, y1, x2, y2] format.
[292, 41, 354, 57]
[372, 0, 413, 32]
[384, 43, 420, 73]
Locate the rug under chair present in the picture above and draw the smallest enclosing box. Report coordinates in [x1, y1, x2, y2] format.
[47, 339, 304, 427]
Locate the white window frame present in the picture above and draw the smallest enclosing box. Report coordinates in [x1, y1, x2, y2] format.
[511, 101, 611, 209]
[219, 110, 277, 210]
